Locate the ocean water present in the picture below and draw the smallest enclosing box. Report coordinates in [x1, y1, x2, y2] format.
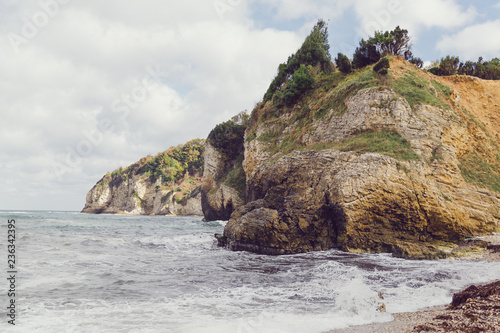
[1, 211, 500, 333]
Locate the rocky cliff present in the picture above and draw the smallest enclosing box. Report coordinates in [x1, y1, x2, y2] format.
[82, 139, 205, 216]
[214, 57, 500, 259]
[201, 118, 246, 220]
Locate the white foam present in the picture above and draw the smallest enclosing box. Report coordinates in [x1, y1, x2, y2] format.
[9, 212, 500, 333]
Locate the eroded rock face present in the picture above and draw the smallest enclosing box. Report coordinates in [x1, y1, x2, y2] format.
[201, 141, 244, 221]
[221, 85, 500, 258]
[82, 175, 202, 216]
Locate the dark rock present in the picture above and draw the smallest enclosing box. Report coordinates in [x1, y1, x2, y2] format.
[214, 233, 227, 247]
[487, 244, 500, 253]
[451, 281, 500, 308]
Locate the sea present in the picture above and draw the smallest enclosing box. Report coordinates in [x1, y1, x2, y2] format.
[1, 211, 500, 333]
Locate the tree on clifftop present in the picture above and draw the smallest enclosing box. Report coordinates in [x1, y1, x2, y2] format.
[263, 19, 332, 102]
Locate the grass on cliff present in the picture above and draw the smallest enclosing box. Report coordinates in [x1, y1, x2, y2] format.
[309, 130, 420, 161]
[392, 71, 451, 110]
[459, 152, 500, 192]
[317, 66, 380, 116]
[249, 58, 459, 162]
[252, 66, 383, 156]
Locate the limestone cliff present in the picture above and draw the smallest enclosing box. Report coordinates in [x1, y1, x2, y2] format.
[82, 139, 205, 216]
[201, 118, 246, 221]
[215, 57, 500, 259]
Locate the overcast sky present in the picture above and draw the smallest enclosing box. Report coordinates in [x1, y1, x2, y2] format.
[1, 0, 499, 211]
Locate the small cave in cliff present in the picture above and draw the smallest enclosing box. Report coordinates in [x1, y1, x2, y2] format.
[320, 203, 347, 249]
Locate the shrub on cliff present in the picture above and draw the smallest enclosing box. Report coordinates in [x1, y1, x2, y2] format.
[431, 56, 500, 80]
[282, 64, 315, 106]
[335, 53, 352, 74]
[207, 120, 246, 160]
[352, 26, 420, 69]
[373, 57, 390, 74]
[352, 39, 381, 69]
[430, 55, 460, 76]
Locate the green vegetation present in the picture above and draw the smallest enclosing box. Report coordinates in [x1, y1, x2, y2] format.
[132, 192, 143, 208]
[322, 66, 379, 115]
[207, 116, 248, 199]
[223, 156, 246, 197]
[430, 56, 500, 80]
[392, 71, 450, 110]
[459, 152, 500, 193]
[352, 26, 422, 69]
[373, 57, 390, 74]
[429, 55, 460, 76]
[251, 65, 382, 156]
[335, 53, 351, 74]
[261, 128, 419, 161]
[283, 64, 315, 105]
[106, 138, 205, 187]
[273, 64, 315, 107]
[263, 19, 331, 102]
[324, 130, 419, 161]
[207, 120, 246, 159]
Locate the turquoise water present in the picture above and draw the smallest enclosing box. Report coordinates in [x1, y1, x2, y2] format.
[1, 211, 499, 332]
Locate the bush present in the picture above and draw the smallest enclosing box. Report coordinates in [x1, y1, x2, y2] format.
[282, 64, 314, 106]
[352, 26, 417, 69]
[373, 57, 390, 73]
[456, 57, 500, 80]
[408, 57, 424, 68]
[207, 121, 246, 159]
[437, 56, 460, 76]
[335, 53, 352, 74]
[353, 40, 380, 69]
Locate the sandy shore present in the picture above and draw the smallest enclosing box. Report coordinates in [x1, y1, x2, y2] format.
[328, 233, 500, 333]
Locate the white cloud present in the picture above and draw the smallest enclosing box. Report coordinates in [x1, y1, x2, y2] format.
[252, 0, 350, 21]
[437, 20, 500, 59]
[353, 0, 477, 38]
[0, 1, 302, 210]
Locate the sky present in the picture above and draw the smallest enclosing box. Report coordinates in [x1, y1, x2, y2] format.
[1, 0, 500, 211]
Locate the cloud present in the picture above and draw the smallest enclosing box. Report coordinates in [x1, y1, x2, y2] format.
[252, 0, 350, 21]
[0, 1, 302, 210]
[353, 0, 477, 37]
[436, 20, 500, 59]
[0, 0, 494, 211]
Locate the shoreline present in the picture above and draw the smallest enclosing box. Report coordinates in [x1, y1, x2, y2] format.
[328, 233, 500, 333]
[328, 305, 449, 333]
